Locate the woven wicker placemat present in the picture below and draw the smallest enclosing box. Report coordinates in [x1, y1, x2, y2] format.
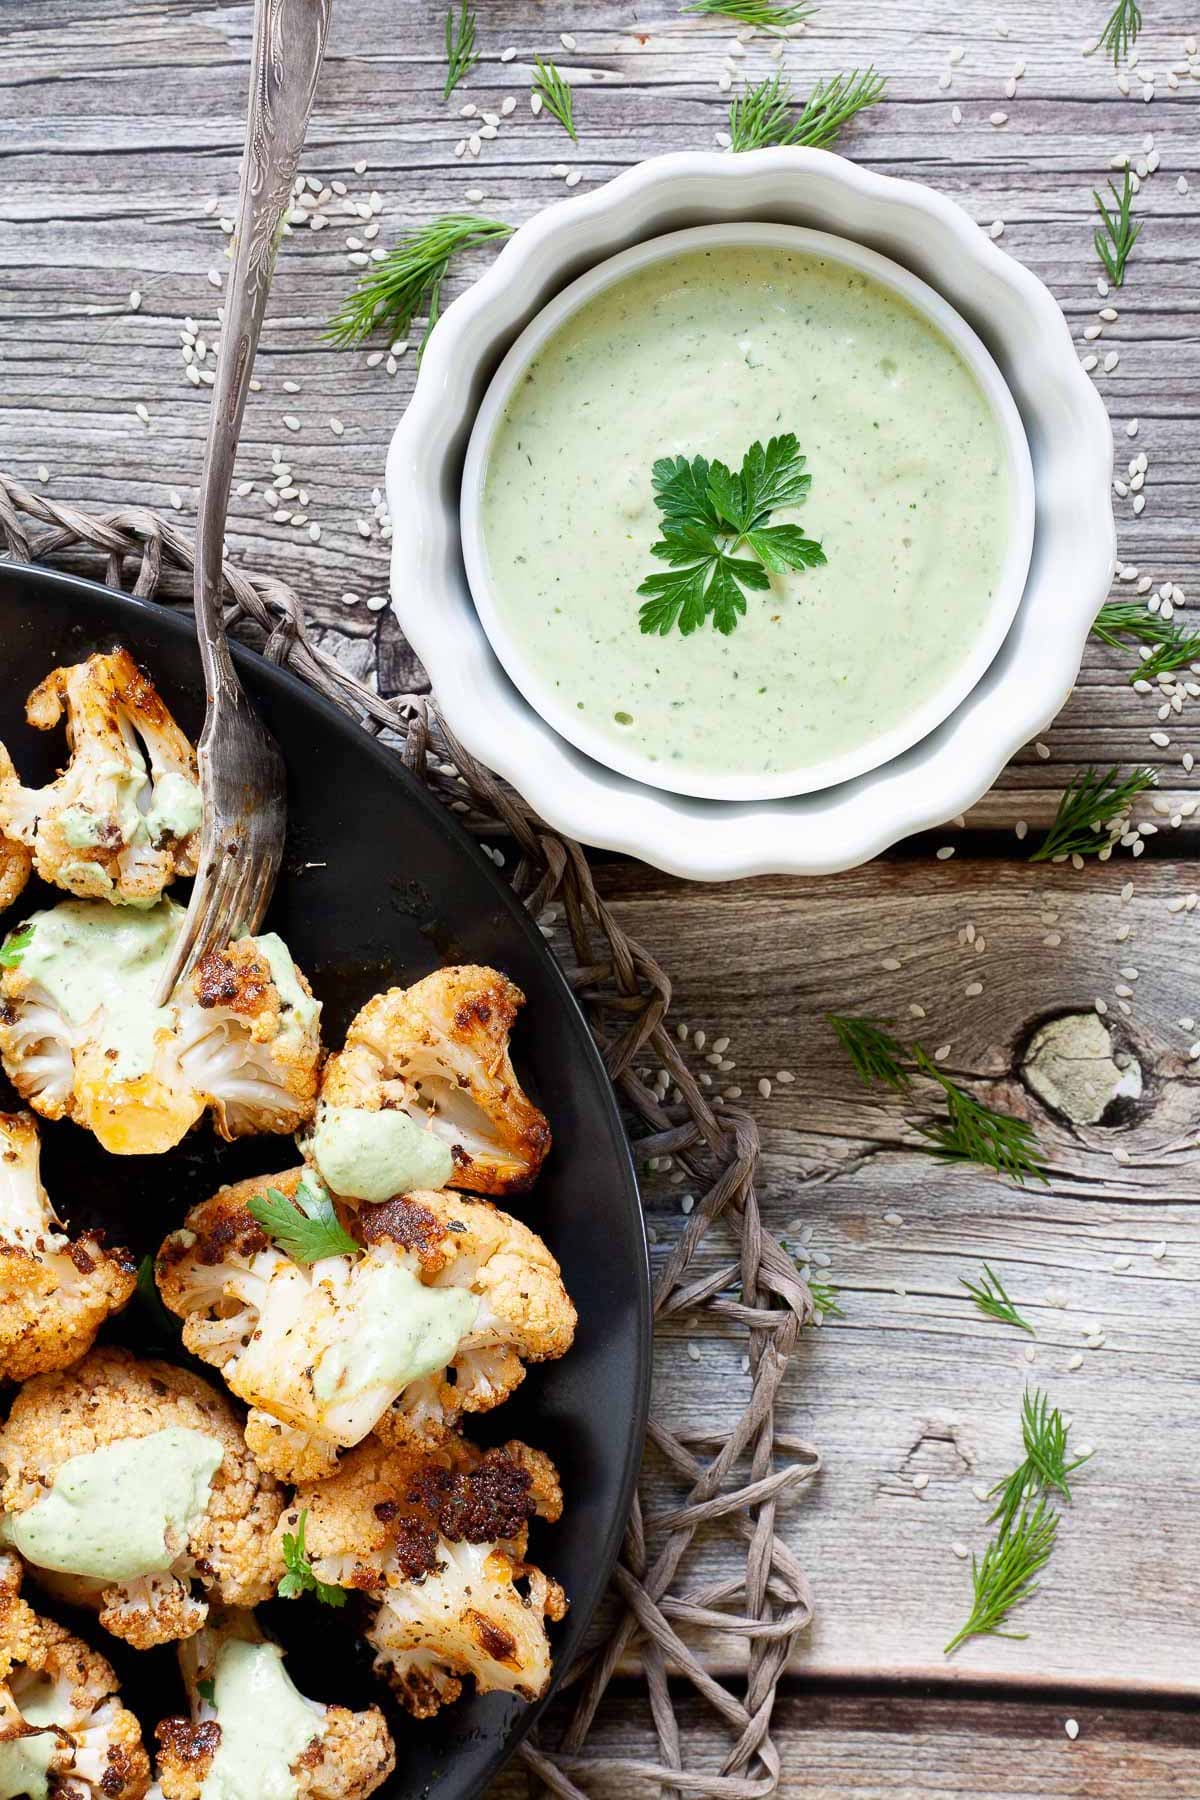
[0, 472, 820, 1800]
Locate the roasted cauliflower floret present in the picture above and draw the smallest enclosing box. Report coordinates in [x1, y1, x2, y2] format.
[153, 1609, 393, 1800]
[319, 966, 550, 1197]
[0, 835, 31, 915]
[0, 1348, 285, 1650]
[0, 898, 321, 1156]
[0, 1111, 136, 1381]
[0, 1550, 150, 1799]
[0, 650, 201, 906]
[278, 1435, 567, 1718]
[156, 1170, 576, 1482]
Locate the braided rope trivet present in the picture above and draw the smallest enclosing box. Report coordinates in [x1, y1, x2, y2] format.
[0, 473, 820, 1800]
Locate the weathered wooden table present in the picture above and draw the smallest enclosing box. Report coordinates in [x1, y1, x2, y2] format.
[2, 0, 1199, 1790]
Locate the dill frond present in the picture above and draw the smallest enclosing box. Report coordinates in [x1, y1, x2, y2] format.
[325, 214, 513, 353]
[825, 1014, 911, 1090]
[1029, 765, 1156, 864]
[988, 1388, 1093, 1536]
[808, 1277, 844, 1320]
[944, 1496, 1058, 1655]
[1097, 0, 1142, 64]
[443, 0, 479, 99]
[1093, 168, 1141, 287]
[533, 56, 578, 140]
[961, 1264, 1035, 1335]
[728, 68, 886, 152]
[685, 0, 817, 31]
[1092, 602, 1200, 682]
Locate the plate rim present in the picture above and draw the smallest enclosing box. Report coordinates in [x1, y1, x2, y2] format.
[0, 557, 653, 1796]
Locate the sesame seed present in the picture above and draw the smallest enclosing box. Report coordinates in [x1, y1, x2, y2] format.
[989, 219, 1005, 238]
[990, 110, 1008, 125]
[501, 45, 517, 62]
[881, 957, 902, 970]
[758, 1078, 772, 1098]
[1065, 1720, 1079, 1742]
[693, 1030, 707, 1051]
[560, 31, 576, 48]
[936, 845, 956, 860]
[951, 104, 963, 124]
[912, 1473, 929, 1491]
[883, 1211, 904, 1226]
[952, 1541, 969, 1559]
[776, 1070, 794, 1083]
[283, 380, 300, 394]
[565, 171, 582, 188]
[207, 268, 223, 288]
[965, 981, 983, 997]
[367, 596, 389, 613]
[134, 402, 150, 425]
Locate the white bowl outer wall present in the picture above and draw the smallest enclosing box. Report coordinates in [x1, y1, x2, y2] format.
[458, 221, 1036, 805]
[386, 148, 1116, 882]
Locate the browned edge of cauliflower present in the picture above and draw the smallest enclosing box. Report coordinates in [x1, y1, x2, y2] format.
[153, 1608, 394, 1800]
[0, 1348, 285, 1649]
[278, 1434, 567, 1718]
[0, 1548, 150, 1798]
[0, 835, 31, 915]
[319, 965, 551, 1197]
[0, 1110, 136, 1381]
[155, 1171, 576, 1484]
[0, 649, 201, 905]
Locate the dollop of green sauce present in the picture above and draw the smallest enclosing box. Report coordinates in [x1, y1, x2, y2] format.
[255, 933, 320, 1035]
[0, 1426, 223, 1582]
[312, 1258, 477, 1405]
[144, 771, 203, 843]
[308, 1101, 453, 1202]
[200, 1640, 321, 1800]
[0, 1731, 55, 1800]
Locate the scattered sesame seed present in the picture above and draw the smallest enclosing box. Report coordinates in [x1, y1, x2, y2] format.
[965, 981, 984, 997]
[951, 104, 963, 124]
[883, 1210, 904, 1226]
[776, 1070, 794, 1083]
[367, 596, 389, 613]
[565, 170, 582, 188]
[989, 218, 1005, 238]
[1065, 1720, 1079, 1742]
[936, 845, 956, 860]
[952, 1541, 969, 1559]
[990, 110, 1009, 125]
[560, 31, 577, 48]
[207, 268, 223, 288]
[912, 1473, 929, 1491]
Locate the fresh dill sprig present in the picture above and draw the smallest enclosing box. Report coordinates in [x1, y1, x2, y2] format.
[960, 1264, 1034, 1336]
[1030, 764, 1156, 864]
[532, 56, 578, 141]
[442, 0, 479, 100]
[988, 1388, 1093, 1536]
[1091, 602, 1200, 682]
[1093, 168, 1141, 287]
[728, 68, 886, 153]
[326, 215, 514, 354]
[826, 1015, 1047, 1185]
[808, 1277, 844, 1321]
[1097, 0, 1142, 64]
[685, 0, 816, 32]
[0, 923, 33, 969]
[944, 1496, 1058, 1655]
[279, 1508, 347, 1608]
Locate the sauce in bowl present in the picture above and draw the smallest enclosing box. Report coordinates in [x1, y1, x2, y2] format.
[465, 227, 1033, 801]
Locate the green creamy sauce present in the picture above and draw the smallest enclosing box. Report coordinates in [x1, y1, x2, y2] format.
[255, 934, 320, 1035]
[61, 765, 201, 853]
[17, 897, 183, 1080]
[145, 770, 204, 841]
[200, 1640, 320, 1800]
[480, 245, 1011, 781]
[0, 1733, 55, 1800]
[312, 1260, 477, 1404]
[309, 1101, 454, 1201]
[1, 1426, 223, 1581]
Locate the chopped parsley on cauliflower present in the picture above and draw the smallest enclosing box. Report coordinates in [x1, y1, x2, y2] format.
[0, 1111, 136, 1382]
[277, 1435, 567, 1718]
[0, 650, 202, 906]
[0, 1550, 151, 1800]
[318, 966, 550, 1197]
[0, 1348, 285, 1651]
[156, 1168, 576, 1482]
[153, 1609, 393, 1800]
[0, 898, 321, 1155]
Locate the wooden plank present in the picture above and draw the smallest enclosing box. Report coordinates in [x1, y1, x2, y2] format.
[590, 856, 1200, 1690]
[1, 0, 1198, 831]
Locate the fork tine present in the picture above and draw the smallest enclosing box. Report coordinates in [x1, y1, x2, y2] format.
[155, 841, 245, 1003]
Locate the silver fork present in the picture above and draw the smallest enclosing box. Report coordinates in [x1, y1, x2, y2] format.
[157, 0, 333, 1003]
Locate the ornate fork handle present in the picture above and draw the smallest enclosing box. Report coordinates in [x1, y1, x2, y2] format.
[194, 0, 333, 707]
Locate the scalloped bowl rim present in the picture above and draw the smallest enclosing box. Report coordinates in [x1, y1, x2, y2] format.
[386, 148, 1115, 880]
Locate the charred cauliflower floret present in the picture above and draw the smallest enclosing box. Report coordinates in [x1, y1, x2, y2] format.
[0, 835, 31, 916]
[156, 1169, 576, 1483]
[153, 1609, 393, 1800]
[0, 650, 201, 907]
[0, 1111, 136, 1382]
[0, 898, 321, 1156]
[0, 1551, 150, 1799]
[318, 966, 550, 1197]
[0, 1348, 285, 1651]
[278, 1435, 567, 1718]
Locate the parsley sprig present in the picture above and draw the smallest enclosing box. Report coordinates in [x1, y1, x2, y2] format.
[1030, 765, 1156, 863]
[1097, 0, 1141, 63]
[827, 1015, 1047, 1185]
[944, 1496, 1059, 1654]
[638, 434, 825, 637]
[961, 1264, 1034, 1336]
[442, 0, 479, 99]
[0, 923, 33, 969]
[988, 1388, 1093, 1536]
[326, 215, 514, 355]
[1093, 168, 1141, 288]
[279, 1508, 347, 1607]
[728, 69, 885, 153]
[246, 1178, 359, 1265]
[1092, 601, 1200, 683]
[533, 57, 578, 140]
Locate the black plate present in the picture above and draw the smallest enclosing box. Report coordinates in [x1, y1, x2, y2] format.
[0, 562, 651, 1798]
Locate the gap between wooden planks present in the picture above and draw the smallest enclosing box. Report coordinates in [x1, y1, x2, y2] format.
[589, 857, 1200, 1694]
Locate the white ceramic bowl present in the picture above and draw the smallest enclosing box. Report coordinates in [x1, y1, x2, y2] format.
[459, 221, 1036, 804]
[386, 149, 1115, 880]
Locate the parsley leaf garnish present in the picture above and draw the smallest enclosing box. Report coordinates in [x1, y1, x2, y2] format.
[638, 434, 825, 637]
[278, 1508, 347, 1608]
[0, 924, 33, 969]
[197, 1678, 216, 1704]
[246, 1177, 359, 1266]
